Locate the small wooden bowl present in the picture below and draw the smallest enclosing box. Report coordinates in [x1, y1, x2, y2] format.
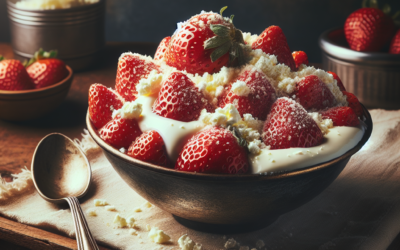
[0, 66, 73, 121]
[86, 107, 373, 227]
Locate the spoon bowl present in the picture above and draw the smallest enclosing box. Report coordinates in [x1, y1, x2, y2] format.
[32, 133, 98, 250]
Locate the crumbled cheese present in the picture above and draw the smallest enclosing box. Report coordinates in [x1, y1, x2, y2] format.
[137, 70, 164, 96]
[86, 208, 97, 217]
[127, 216, 136, 228]
[0, 167, 33, 200]
[15, 0, 99, 10]
[112, 101, 142, 120]
[224, 238, 238, 249]
[134, 207, 142, 212]
[178, 234, 203, 250]
[143, 201, 152, 208]
[129, 228, 138, 235]
[309, 112, 333, 134]
[231, 80, 251, 97]
[200, 104, 241, 127]
[242, 32, 259, 46]
[105, 205, 116, 211]
[148, 227, 171, 244]
[119, 147, 126, 153]
[113, 214, 127, 228]
[94, 199, 108, 206]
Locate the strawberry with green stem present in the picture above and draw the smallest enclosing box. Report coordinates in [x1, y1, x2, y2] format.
[0, 56, 34, 90]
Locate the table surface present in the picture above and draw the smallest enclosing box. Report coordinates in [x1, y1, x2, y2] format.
[1, 43, 400, 250]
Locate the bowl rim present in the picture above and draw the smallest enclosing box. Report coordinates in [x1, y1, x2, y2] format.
[0, 65, 73, 96]
[86, 106, 373, 181]
[7, 0, 105, 13]
[319, 27, 400, 63]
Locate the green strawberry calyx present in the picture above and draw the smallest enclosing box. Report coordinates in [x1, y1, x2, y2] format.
[362, 0, 400, 26]
[0, 55, 4, 61]
[204, 6, 251, 67]
[24, 48, 58, 67]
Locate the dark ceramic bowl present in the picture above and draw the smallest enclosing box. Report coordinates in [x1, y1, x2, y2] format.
[86, 107, 372, 226]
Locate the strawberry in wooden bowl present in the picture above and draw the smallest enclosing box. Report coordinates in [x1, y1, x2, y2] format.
[0, 50, 73, 121]
[86, 7, 372, 227]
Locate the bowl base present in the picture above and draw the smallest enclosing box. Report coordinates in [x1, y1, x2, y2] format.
[172, 214, 278, 234]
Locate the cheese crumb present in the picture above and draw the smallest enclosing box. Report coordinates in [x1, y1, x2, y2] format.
[309, 112, 333, 134]
[134, 207, 142, 212]
[113, 214, 127, 228]
[129, 228, 138, 235]
[178, 234, 203, 250]
[86, 208, 97, 217]
[137, 70, 164, 96]
[105, 205, 116, 211]
[242, 32, 259, 46]
[127, 216, 136, 228]
[148, 227, 171, 244]
[200, 104, 241, 127]
[119, 147, 126, 153]
[224, 238, 237, 249]
[112, 101, 142, 120]
[143, 201, 152, 208]
[231, 80, 251, 97]
[94, 199, 108, 206]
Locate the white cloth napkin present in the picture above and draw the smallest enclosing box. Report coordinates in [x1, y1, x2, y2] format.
[1, 109, 400, 250]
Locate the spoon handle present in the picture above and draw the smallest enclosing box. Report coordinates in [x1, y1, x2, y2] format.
[65, 197, 99, 250]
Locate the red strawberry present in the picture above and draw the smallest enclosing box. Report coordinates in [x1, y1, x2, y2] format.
[344, 8, 395, 52]
[389, 29, 400, 54]
[166, 8, 248, 75]
[0, 59, 34, 90]
[152, 72, 214, 122]
[175, 126, 249, 174]
[218, 67, 276, 120]
[251, 26, 296, 71]
[262, 97, 324, 149]
[154, 36, 171, 61]
[327, 71, 346, 92]
[342, 91, 363, 117]
[295, 75, 336, 111]
[99, 115, 142, 149]
[89, 84, 125, 129]
[115, 53, 161, 102]
[27, 58, 68, 89]
[320, 106, 359, 127]
[127, 130, 172, 167]
[292, 51, 309, 70]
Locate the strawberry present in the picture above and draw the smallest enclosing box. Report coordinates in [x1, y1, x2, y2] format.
[99, 115, 142, 149]
[344, 7, 395, 52]
[251, 26, 296, 71]
[292, 51, 309, 70]
[327, 71, 346, 92]
[115, 52, 161, 102]
[0, 59, 34, 90]
[342, 91, 363, 117]
[218, 67, 276, 120]
[127, 130, 172, 167]
[175, 126, 249, 174]
[25, 49, 68, 89]
[262, 97, 324, 149]
[154, 36, 171, 61]
[295, 75, 336, 111]
[320, 106, 359, 127]
[165, 7, 248, 75]
[152, 72, 214, 122]
[389, 29, 400, 54]
[89, 83, 125, 129]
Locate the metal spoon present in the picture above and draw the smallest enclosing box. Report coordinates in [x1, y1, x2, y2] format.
[31, 133, 99, 250]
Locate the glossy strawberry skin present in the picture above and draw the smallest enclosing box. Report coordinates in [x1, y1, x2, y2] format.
[262, 97, 324, 149]
[327, 71, 346, 92]
[152, 72, 214, 122]
[0, 59, 34, 90]
[115, 53, 161, 102]
[295, 75, 336, 111]
[292, 51, 309, 70]
[127, 130, 172, 167]
[88, 84, 125, 129]
[154, 36, 171, 61]
[165, 13, 230, 75]
[175, 127, 249, 174]
[99, 115, 142, 149]
[344, 8, 395, 52]
[27, 58, 68, 89]
[218, 67, 276, 120]
[342, 91, 363, 117]
[252, 26, 296, 71]
[320, 106, 359, 127]
[389, 29, 400, 54]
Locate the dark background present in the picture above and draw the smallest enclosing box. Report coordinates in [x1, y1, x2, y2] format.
[0, 0, 399, 63]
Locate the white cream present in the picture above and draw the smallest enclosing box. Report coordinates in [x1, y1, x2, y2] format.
[250, 124, 365, 174]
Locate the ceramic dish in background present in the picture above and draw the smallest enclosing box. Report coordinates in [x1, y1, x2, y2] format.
[7, 0, 105, 71]
[0, 66, 73, 121]
[319, 28, 400, 109]
[86, 106, 372, 227]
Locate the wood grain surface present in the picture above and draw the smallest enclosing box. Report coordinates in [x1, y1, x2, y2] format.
[0, 42, 157, 249]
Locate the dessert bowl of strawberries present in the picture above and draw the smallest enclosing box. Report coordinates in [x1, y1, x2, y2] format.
[0, 49, 73, 121]
[87, 8, 373, 225]
[319, 2, 400, 109]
